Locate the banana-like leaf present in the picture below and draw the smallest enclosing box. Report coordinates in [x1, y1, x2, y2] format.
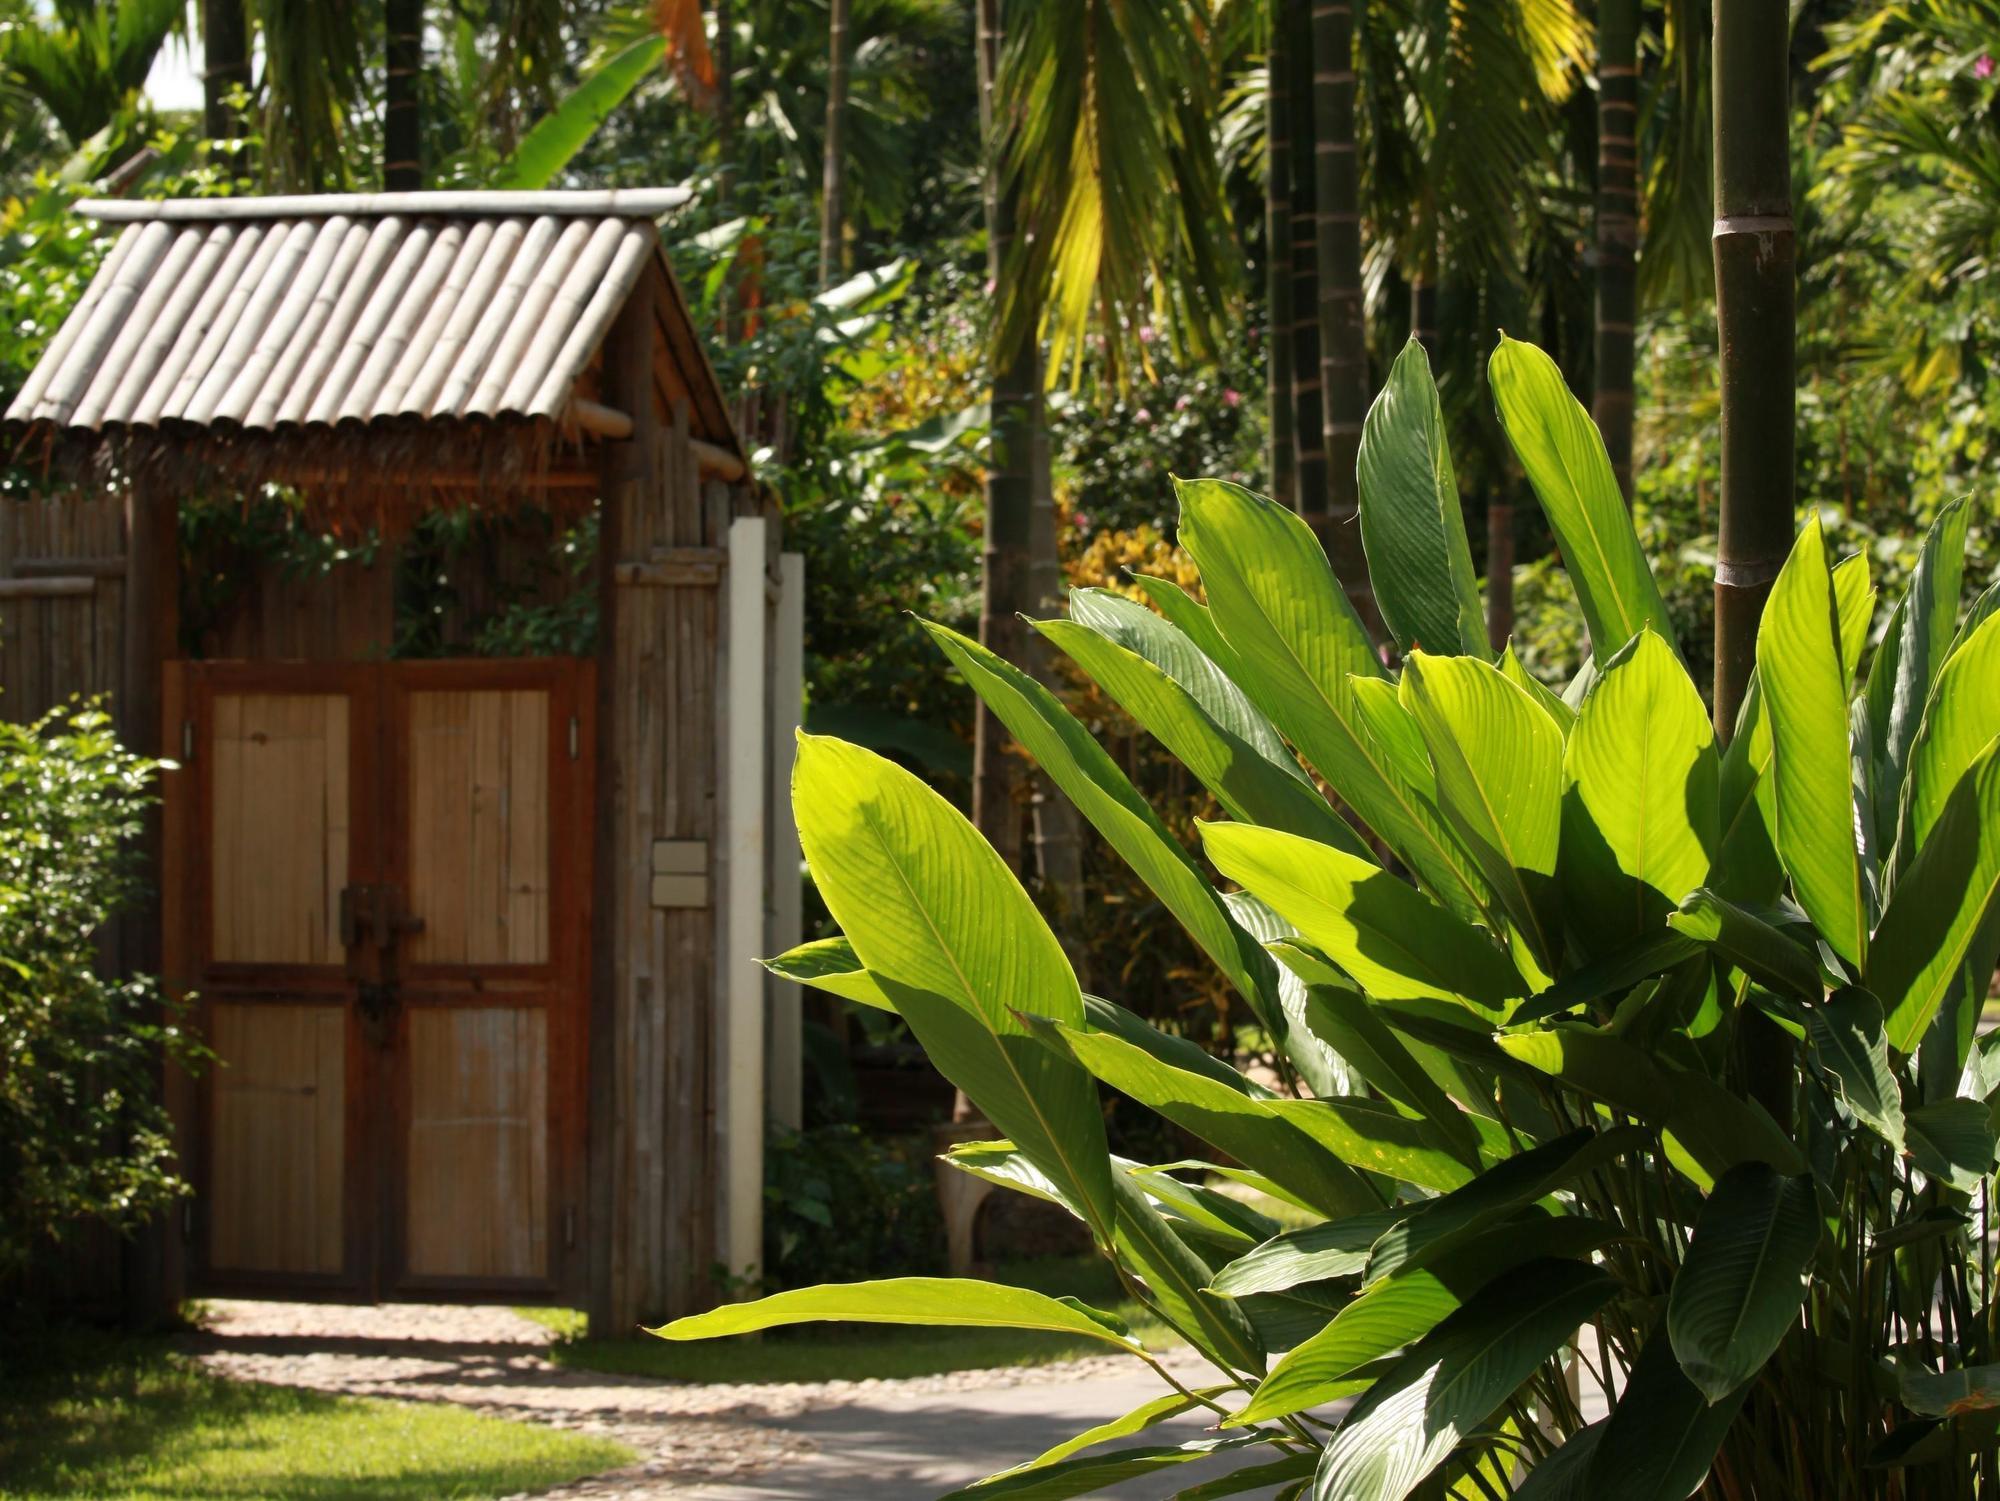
[1263, 1096, 1477, 1193]
[1496, 1025, 1805, 1186]
[1064, 586, 1310, 789]
[1231, 1215, 1618, 1427]
[1511, 1421, 1605, 1500]
[1300, 987, 1483, 1165]
[1586, 1330, 1750, 1499]
[1561, 631, 1719, 953]
[1515, 929, 1702, 1024]
[1400, 651, 1565, 975]
[1895, 612, 2000, 874]
[1176, 479, 1491, 921]
[1127, 573, 1248, 680]
[1209, 1209, 1410, 1297]
[1366, 1128, 1645, 1283]
[1345, 677, 1440, 800]
[1871, 738, 2000, 1054]
[1488, 337, 1676, 662]
[943, 1140, 1078, 1214]
[792, 735, 1115, 1241]
[1311, 1258, 1616, 1501]
[1667, 1162, 1819, 1402]
[494, 34, 666, 189]
[1804, 987, 1904, 1151]
[1221, 890, 1358, 1098]
[1200, 821, 1524, 1012]
[1040, 1019, 1382, 1218]
[971, 1385, 1237, 1487]
[761, 935, 896, 1012]
[1946, 577, 2000, 664]
[650, 1276, 1145, 1351]
[1757, 515, 1869, 970]
[941, 1437, 1269, 1500]
[1714, 675, 1784, 904]
[1501, 641, 1578, 736]
[1865, 500, 1969, 854]
[922, 621, 1291, 1047]
[1669, 888, 1822, 1000]
[1081, 993, 1267, 1097]
[1128, 1163, 1282, 1255]
[1171, 1451, 1318, 1498]
[1833, 551, 1876, 684]
[1905, 1099, 1999, 1195]
[1901, 1363, 2000, 1418]
[1357, 339, 1489, 660]
[1111, 1172, 1267, 1374]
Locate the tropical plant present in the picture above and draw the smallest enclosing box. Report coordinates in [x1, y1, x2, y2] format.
[660, 336, 2000, 1498]
[0, 0, 181, 151]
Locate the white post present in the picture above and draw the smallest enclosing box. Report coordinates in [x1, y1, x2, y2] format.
[767, 551, 806, 1131]
[723, 515, 768, 1284]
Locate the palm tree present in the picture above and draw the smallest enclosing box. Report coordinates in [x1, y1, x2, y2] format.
[1285, 0, 1326, 544]
[202, 0, 248, 144]
[0, 0, 181, 150]
[1594, 0, 1640, 503]
[819, 0, 850, 288]
[1711, 0, 1793, 739]
[1263, 41, 1295, 509]
[384, 0, 422, 189]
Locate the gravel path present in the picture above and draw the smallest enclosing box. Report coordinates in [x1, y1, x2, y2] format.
[178, 1300, 1198, 1499]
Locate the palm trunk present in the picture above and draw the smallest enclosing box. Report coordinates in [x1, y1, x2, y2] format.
[1594, 0, 1641, 504]
[1265, 18, 1296, 508]
[716, 0, 737, 214]
[1710, 0, 1794, 742]
[201, 0, 248, 144]
[1486, 491, 1515, 649]
[1286, 0, 1325, 528]
[1310, 0, 1377, 631]
[383, 0, 422, 191]
[1712, 0, 1795, 1135]
[974, 0, 1029, 877]
[818, 0, 852, 289]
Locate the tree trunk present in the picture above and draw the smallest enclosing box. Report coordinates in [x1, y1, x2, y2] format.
[1265, 18, 1295, 508]
[383, 0, 423, 190]
[1713, 0, 1795, 1134]
[974, 0, 1029, 877]
[1310, 0, 1377, 631]
[1710, 0, 1794, 742]
[1286, 0, 1325, 528]
[201, 0, 249, 144]
[716, 0, 737, 214]
[819, 0, 852, 289]
[1486, 492, 1515, 650]
[1594, 0, 1641, 504]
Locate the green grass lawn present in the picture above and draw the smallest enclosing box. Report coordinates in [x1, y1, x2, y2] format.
[0, 1330, 632, 1500]
[523, 1254, 1178, 1385]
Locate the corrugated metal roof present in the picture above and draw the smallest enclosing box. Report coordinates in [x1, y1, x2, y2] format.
[7, 196, 680, 439]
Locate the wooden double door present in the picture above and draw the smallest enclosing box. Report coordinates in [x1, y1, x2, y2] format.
[168, 659, 593, 1302]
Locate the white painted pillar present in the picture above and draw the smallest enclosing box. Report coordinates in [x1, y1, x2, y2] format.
[767, 551, 806, 1132]
[722, 515, 768, 1283]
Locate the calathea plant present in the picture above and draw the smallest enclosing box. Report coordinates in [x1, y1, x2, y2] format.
[656, 337, 2000, 1500]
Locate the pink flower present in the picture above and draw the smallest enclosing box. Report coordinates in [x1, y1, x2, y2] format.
[1138, 325, 1156, 345]
[1174, 394, 1192, 411]
[1135, 407, 1153, 424]
[1222, 388, 1242, 407]
[1977, 53, 1994, 78]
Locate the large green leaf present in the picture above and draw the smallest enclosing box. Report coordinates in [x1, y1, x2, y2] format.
[1172, 1451, 1319, 1498]
[1757, 515, 1869, 970]
[941, 1437, 1268, 1500]
[1487, 337, 1675, 662]
[1176, 479, 1491, 920]
[1586, 1330, 1750, 1499]
[791, 735, 1114, 1240]
[922, 621, 1290, 1046]
[1042, 1019, 1382, 1219]
[1905, 1098, 2000, 1195]
[494, 34, 666, 189]
[1804, 987, 1904, 1151]
[951, 1386, 1239, 1496]
[1209, 1210, 1409, 1298]
[1400, 651, 1565, 974]
[1300, 986, 1483, 1165]
[1900, 1363, 2000, 1418]
[1110, 1173, 1267, 1374]
[1501, 641, 1578, 736]
[650, 1277, 1144, 1351]
[1865, 500, 1969, 853]
[1668, 888, 1822, 1001]
[1081, 994, 1266, 1097]
[761, 935, 896, 1012]
[1357, 339, 1489, 660]
[1496, 1025, 1804, 1187]
[1895, 611, 2000, 872]
[1870, 738, 2000, 1054]
[1220, 892, 1354, 1098]
[1667, 1162, 1819, 1402]
[1311, 1258, 1616, 1501]
[1561, 631, 1719, 952]
[1231, 1215, 1617, 1427]
[1365, 1128, 1645, 1283]
[1201, 822, 1524, 1012]
[1510, 1421, 1605, 1500]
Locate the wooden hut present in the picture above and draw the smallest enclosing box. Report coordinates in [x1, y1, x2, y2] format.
[2, 190, 804, 1331]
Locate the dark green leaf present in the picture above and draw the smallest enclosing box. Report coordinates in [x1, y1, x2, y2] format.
[1667, 1163, 1819, 1402]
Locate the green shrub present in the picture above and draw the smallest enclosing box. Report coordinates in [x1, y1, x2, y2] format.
[762, 1124, 943, 1288]
[664, 337, 2000, 1498]
[0, 705, 203, 1277]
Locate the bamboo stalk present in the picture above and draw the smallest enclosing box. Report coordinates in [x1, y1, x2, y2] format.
[523, 228, 656, 419]
[467, 219, 598, 415]
[1264, 13, 1295, 508]
[248, 220, 374, 427]
[215, 216, 357, 425]
[8, 223, 142, 420]
[1594, 0, 1642, 505]
[498, 218, 630, 413]
[396, 218, 524, 418]
[271, 216, 406, 426]
[70, 225, 206, 430]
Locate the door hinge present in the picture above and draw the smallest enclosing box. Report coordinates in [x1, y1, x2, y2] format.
[181, 719, 195, 761]
[564, 1206, 577, 1249]
[568, 715, 580, 760]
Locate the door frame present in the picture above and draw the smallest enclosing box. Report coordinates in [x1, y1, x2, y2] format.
[166, 657, 595, 1304]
